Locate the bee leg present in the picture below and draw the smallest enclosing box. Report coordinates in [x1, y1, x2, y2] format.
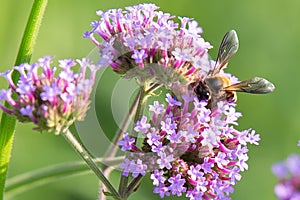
[226, 92, 237, 103]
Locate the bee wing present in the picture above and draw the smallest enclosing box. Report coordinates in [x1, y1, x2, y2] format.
[209, 30, 239, 75]
[224, 77, 275, 94]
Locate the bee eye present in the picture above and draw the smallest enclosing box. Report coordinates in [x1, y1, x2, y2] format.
[194, 82, 211, 101]
[204, 92, 211, 100]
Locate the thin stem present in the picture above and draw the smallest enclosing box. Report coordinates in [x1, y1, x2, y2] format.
[126, 175, 143, 196]
[5, 157, 124, 199]
[145, 83, 161, 94]
[99, 166, 115, 200]
[0, 1, 48, 199]
[118, 86, 149, 199]
[99, 88, 141, 200]
[120, 84, 161, 199]
[103, 84, 161, 200]
[63, 130, 120, 200]
[105, 88, 141, 158]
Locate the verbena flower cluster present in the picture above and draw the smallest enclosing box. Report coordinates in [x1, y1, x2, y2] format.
[272, 154, 300, 200]
[84, 3, 262, 199]
[118, 93, 260, 199]
[84, 3, 212, 87]
[0, 56, 98, 134]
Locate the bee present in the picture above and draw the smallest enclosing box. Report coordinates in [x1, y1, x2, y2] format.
[193, 30, 275, 108]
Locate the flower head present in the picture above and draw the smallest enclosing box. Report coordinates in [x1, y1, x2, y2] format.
[0, 56, 99, 134]
[119, 93, 260, 199]
[85, 3, 212, 87]
[272, 154, 300, 200]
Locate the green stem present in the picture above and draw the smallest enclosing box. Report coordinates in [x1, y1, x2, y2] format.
[126, 175, 143, 196]
[63, 130, 120, 200]
[99, 88, 142, 200]
[104, 87, 141, 159]
[5, 157, 124, 199]
[118, 86, 149, 199]
[0, 0, 48, 199]
[145, 83, 161, 94]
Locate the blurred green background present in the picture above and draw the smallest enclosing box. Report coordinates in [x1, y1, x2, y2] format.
[0, 0, 299, 199]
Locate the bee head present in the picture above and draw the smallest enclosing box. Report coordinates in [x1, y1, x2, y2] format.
[194, 81, 211, 101]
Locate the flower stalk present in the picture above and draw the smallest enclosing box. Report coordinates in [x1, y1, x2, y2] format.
[104, 87, 143, 159]
[63, 129, 120, 199]
[118, 86, 148, 199]
[6, 156, 124, 199]
[0, 0, 48, 199]
[99, 85, 144, 200]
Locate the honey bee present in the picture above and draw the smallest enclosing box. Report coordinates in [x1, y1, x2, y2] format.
[193, 30, 275, 108]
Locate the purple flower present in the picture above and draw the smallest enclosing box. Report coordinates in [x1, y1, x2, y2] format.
[285, 154, 300, 175]
[20, 105, 35, 117]
[172, 48, 193, 63]
[0, 89, 16, 107]
[167, 131, 181, 144]
[165, 93, 182, 107]
[180, 126, 198, 143]
[118, 92, 260, 199]
[161, 117, 177, 134]
[149, 101, 165, 114]
[20, 105, 37, 123]
[196, 106, 211, 124]
[201, 157, 214, 174]
[272, 154, 300, 200]
[272, 163, 288, 178]
[119, 158, 147, 178]
[134, 116, 150, 133]
[131, 49, 148, 67]
[118, 133, 135, 151]
[0, 70, 16, 90]
[236, 153, 249, 171]
[186, 189, 204, 200]
[201, 128, 219, 150]
[229, 166, 242, 184]
[224, 106, 241, 125]
[40, 83, 62, 105]
[119, 158, 135, 177]
[150, 170, 166, 186]
[168, 174, 187, 196]
[187, 165, 202, 182]
[214, 152, 229, 169]
[132, 159, 147, 178]
[274, 183, 294, 200]
[0, 56, 99, 134]
[157, 151, 174, 170]
[246, 129, 260, 145]
[16, 78, 36, 96]
[85, 3, 212, 89]
[151, 142, 165, 153]
[146, 128, 161, 146]
[58, 58, 76, 69]
[153, 184, 170, 198]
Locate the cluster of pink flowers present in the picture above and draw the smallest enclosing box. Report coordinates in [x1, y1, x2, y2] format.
[272, 154, 300, 200]
[84, 3, 212, 87]
[83, 3, 264, 199]
[0, 2, 273, 199]
[0, 56, 98, 134]
[118, 93, 260, 199]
